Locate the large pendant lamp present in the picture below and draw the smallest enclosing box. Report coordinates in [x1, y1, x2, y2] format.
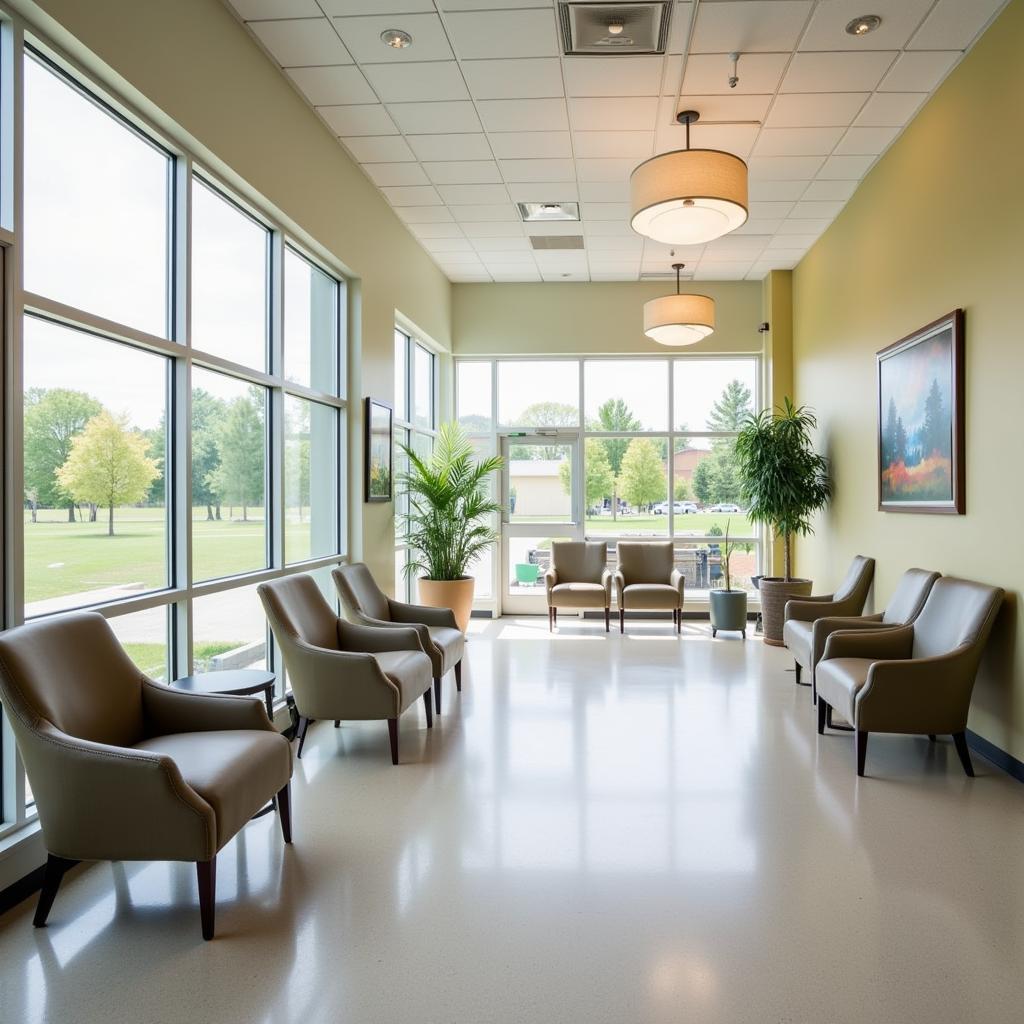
[644, 263, 715, 346]
[630, 111, 748, 245]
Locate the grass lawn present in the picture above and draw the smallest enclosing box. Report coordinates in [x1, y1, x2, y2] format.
[119, 640, 236, 681]
[510, 512, 755, 537]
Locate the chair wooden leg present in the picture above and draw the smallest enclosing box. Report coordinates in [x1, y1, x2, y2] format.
[619, 608, 625, 634]
[952, 732, 975, 777]
[334, 720, 340, 728]
[605, 606, 610, 632]
[295, 716, 313, 759]
[553, 607, 558, 627]
[197, 857, 217, 941]
[928, 733, 937, 742]
[817, 697, 827, 735]
[454, 659, 462, 692]
[548, 607, 553, 632]
[33, 854, 77, 928]
[677, 608, 682, 634]
[795, 661, 810, 687]
[276, 784, 292, 844]
[856, 731, 868, 777]
[387, 718, 399, 765]
[423, 689, 433, 728]
[433, 676, 442, 715]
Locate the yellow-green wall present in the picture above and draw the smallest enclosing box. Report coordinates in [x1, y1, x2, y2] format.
[793, 0, 1024, 759]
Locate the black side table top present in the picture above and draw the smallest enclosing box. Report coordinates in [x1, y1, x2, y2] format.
[171, 669, 276, 697]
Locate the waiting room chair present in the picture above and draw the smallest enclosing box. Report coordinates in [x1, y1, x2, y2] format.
[0, 611, 292, 941]
[815, 576, 1004, 777]
[545, 541, 612, 631]
[259, 574, 433, 765]
[614, 541, 685, 634]
[333, 562, 464, 716]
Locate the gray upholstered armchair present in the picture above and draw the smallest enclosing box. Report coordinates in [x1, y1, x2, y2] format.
[0, 611, 292, 941]
[815, 576, 1005, 777]
[333, 562, 464, 715]
[544, 540, 612, 631]
[614, 540, 685, 634]
[259, 574, 433, 765]
[783, 555, 875, 688]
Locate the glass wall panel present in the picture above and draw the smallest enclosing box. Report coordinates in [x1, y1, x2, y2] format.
[394, 330, 408, 422]
[285, 396, 338, 563]
[508, 442, 573, 523]
[414, 343, 434, 429]
[673, 359, 757, 432]
[584, 359, 668, 431]
[497, 360, 579, 428]
[108, 606, 169, 682]
[192, 583, 267, 673]
[583, 437, 668, 537]
[457, 361, 492, 433]
[284, 247, 338, 392]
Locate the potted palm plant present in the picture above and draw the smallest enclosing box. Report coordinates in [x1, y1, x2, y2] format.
[709, 519, 747, 638]
[734, 399, 833, 645]
[399, 422, 504, 632]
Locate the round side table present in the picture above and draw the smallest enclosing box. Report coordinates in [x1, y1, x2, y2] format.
[170, 669, 277, 720]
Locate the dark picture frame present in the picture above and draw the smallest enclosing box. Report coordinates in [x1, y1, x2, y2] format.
[877, 309, 965, 515]
[364, 397, 393, 503]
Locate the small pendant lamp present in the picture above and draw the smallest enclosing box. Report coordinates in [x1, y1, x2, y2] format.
[643, 263, 715, 346]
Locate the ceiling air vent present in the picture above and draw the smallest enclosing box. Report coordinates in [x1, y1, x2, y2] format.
[558, 2, 672, 56]
[640, 270, 693, 281]
[530, 235, 585, 250]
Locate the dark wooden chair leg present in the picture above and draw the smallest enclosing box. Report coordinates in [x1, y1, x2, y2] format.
[276, 784, 292, 844]
[295, 716, 312, 759]
[619, 608, 625, 634]
[817, 697, 827, 735]
[197, 857, 217, 941]
[677, 608, 682, 634]
[927, 733, 937, 742]
[387, 718, 399, 765]
[423, 689, 433, 728]
[553, 607, 557, 627]
[433, 676, 442, 715]
[454, 659, 462, 692]
[33, 854, 77, 928]
[952, 732, 975, 777]
[605, 606, 610, 632]
[795, 661, 810, 686]
[856, 731, 868, 777]
[334, 720, 340, 728]
[548, 607, 553, 632]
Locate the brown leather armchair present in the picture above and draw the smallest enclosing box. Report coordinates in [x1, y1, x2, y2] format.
[613, 541, 685, 634]
[783, 555, 875, 688]
[815, 576, 1005, 777]
[259, 574, 433, 765]
[544, 541, 612, 631]
[0, 611, 292, 941]
[333, 562, 464, 716]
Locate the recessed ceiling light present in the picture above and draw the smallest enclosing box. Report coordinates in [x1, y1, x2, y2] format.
[380, 28, 413, 49]
[517, 201, 581, 223]
[607, 21, 624, 36]
[845, 14, 881, 36]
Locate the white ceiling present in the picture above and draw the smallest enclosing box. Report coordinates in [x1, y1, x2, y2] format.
[228, 0, 1007, 283]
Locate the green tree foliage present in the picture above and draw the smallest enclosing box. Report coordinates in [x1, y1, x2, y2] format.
[509, 401, 577, 459]
[692, 457, 713, 505]
[57, 411, 159, 536]
[882, 396, 908, 468]
[589, 398, 641, 475]
[192, 388, 227, 520]
[919, 379, 949, 460]
[563, 438, 615, 510]
[673, 477, 690, 501]
[619, 438, 665, 510]
[210, 391, 264, 521]
[707, 378, 753, 432]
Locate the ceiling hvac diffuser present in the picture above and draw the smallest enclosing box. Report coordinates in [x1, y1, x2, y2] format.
[559, 2, 672, 55]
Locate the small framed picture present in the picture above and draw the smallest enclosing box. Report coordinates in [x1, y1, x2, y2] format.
[877, 309, 964, 514]
[364, 397, 393, 503]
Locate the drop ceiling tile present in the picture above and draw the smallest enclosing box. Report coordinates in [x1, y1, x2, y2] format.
[324, 1, 435, 14]
[690, 1, 812, 53]
[446, 9, 559, 59]
[318, 103, 398, 136]
[854, 93, 927, 127]
[734, 218, 783, 234]
[437, 183, 511, 204]
[802, 179, 858, 200]
[478, 98, 569, 132]
[879, 51, 959, 92]
[249, 19, 353, 67]
[781, 51, 897, 93]
[406, 133, 492, 161]
[752, 126, 845, 157]
[233, 0, 321, 16]
[643, 241, 705, 262]
[569, 97, 660, 131]
[409, 222, 467, 239]
[563, 57, 665, 97]
[489, 132, 572, 159]
[694, 266, 752, 280]
[817, 153, 874, 179]
[659, 94, 773, 123]
[790, 200, 844, 219]
[387, 101, 482, 134]
[472, 236, 532, 252]
[506, 182, 579, 202]
[481, 252, 538, 265]
[766, 233, 817, 248]
[587, 235, 644, 253]
[362, 162, 429, 186]
[704, 234, 771, 253]
[832, 125, 900, 155]
[498, 158, 576, 182]
[459, 58, 564, 99]
[765, 92, 869, 127]
[667, 2, 695, 53]
[422, 237, 476, 254]
[750, 201, 795, 218]
[525, 221, 587, 236]
[451, 203, 521, 221]
[581, 202, 631, 220]
[909, 0, 1006, 50]
[433, 251, 488, 264]
[460, 221, 526, 238]
[489, 269, 543, 282]
[394, 206, 455, 223]
[332, 13, 454, 63]
[654, 122, 759, 157]
[342, 135, 415, 162]
[424, 161, 503, 184]
[381, 185, 443, 205]
[585, 221, 637, 236]
[573, 132, 654, 159]
[777, 217, 830, 234]
[681, 53, 789, 95]
[579, 181, 631, 203]
[748, 180, 810, 201]
[800, 0, 934, 51]
[748, 155, 825, 180]
[576, 158, 636, 183]
[448, 271, 494, 281]
[362, 62, 469, 103]
[286, 65, 375, 105]
[541, 271, 589, 281]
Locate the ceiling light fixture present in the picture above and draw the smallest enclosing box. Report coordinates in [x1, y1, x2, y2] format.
[607, 21, 625, 36]
[643, 262, 715, 347]
[845, 14, 881, 36]
[517, 201, 580, 222]
[380, 28, 413, 49]
[630, 111, 748, 245]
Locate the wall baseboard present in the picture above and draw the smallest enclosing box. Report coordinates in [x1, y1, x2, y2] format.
[967, 730, 1024, 783]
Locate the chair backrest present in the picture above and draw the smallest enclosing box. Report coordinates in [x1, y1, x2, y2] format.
[333, 562, 390, 621]
[551, 540, 607, 583]
[259, 574, 340, 653]
[911, 576, 1004, 660]
[834, 555, 875, 606]
[617, 541, 674, 585]
[882, 568, 941, 624]
[0, 611, 145, 747]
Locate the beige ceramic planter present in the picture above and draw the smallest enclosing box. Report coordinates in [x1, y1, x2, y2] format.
[418, 576, 475, 633]
[758, 577, 813, 646]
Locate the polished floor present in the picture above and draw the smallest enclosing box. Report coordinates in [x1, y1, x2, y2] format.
[2, 616, 1023, 1024]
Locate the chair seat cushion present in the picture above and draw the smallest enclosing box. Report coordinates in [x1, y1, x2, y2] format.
[134, 729, 291, 853]
[622, 583, 680, 610]
[551, 582, 607, 608]
[427, 625, 465, 675]
[815, 658, 872, 725]
[783, 618, 813, 670]
[375, 650, 432, 710]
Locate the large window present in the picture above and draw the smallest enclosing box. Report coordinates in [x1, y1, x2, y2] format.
[284, 246, 340, 393]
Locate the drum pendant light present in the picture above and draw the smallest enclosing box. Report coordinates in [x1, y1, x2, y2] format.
[630, 111, 748, 245]
[643, 263, 715, 347]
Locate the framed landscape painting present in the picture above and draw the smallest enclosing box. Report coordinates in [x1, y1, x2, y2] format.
[364, 397, 393, 503]
[877, 309, 964, 514]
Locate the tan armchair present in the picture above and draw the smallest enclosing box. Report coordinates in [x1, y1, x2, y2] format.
[614, 541, 685, 634]
[783, 555, 875, 689]
[815, 576, 1005, 777]
[0, 611, 292, 941]
[258, 574, 433, 765]
[333, 562, 464, 716]
[544, 540, 612, 631]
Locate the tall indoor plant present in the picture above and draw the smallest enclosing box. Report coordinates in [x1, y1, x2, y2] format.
[734, 399, 833, 645]
[399, 422, 503, 632]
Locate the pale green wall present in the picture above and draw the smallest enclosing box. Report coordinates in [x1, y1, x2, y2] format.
[793, 0, 1024, 759]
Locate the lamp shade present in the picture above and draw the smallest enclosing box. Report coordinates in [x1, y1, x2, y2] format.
[643, 292, 715, 346]
[630, 149, 748, 244]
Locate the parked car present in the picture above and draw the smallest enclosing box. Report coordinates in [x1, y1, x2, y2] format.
[708, 503, 742, 513]
[654, 501, 699, 515]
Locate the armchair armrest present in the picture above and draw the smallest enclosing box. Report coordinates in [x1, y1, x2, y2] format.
[612, 570, 625, 602]
[337, 619, 425, 654]
[670, 568, 685, 604]
[810, 614, 885, 669]
[785, 596, 837, 622]
[602, 568, 614, 605]
[544, 567, 558, 599]
[345, 611, 432, 652]
[822, 624, 913, 663]
[141, 679, 274, 736]
[389, 600, 458, 629]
